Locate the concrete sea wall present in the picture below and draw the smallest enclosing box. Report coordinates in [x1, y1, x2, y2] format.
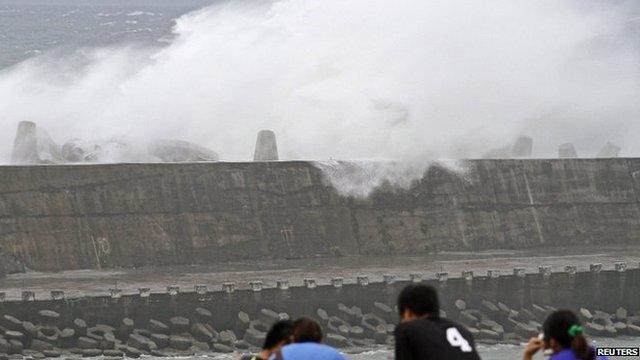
[0, 263, 638, 357]
[2, 159, 640, 271]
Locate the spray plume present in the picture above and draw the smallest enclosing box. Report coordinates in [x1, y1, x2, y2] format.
[0, 0, 638, 194]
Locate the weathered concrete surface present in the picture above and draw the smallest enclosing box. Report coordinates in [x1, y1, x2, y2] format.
[558, 143, 577, 158]
[147, 139, 219, 162]
[511, 136, 533, 157]
[10, 121, 39, 164]
[253, 130, 278, 161]
[0, 267, 638, 346]
[1, 159, 640, 271]
[597, 142, 622, 158]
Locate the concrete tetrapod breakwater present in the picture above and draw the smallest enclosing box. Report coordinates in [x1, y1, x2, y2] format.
[3, 158, 640, 272]
[0, 263, 637, 358]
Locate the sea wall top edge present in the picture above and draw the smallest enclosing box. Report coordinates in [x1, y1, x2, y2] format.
[0, 157, 638, 169]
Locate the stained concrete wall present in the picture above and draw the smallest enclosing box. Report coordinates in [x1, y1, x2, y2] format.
[1, 267, 638, 331]
[1, 159, 640, 271]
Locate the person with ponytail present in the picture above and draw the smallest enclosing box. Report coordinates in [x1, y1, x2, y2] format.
[523, 310, 608, 360]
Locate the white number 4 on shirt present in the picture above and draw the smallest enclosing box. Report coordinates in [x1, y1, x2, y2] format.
[446, 327, 473, 352]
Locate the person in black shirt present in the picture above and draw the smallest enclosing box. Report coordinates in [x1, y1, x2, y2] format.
[240, 320, 294, 360]
[395, 284, 481, 360]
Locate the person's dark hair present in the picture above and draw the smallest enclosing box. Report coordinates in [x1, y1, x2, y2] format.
[397, 284, 440, 317]
[543, 310, 594, 360]
[263, 320, 294, 350]
[292, 317, 323, 343]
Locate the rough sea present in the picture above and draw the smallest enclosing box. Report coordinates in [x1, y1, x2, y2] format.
[1, 1, 639, 359]
[0, 0, 217, 69]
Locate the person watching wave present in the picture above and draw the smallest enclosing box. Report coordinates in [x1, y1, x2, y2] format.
[395, 284, 481, 360]
[523, 310, 608, 360]
[270, 317, 345, 360]
[241, 320, 293, 360]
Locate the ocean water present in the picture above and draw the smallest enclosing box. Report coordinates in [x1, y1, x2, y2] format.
[1, 0, 637, 71]
[0, 0, 221, 68]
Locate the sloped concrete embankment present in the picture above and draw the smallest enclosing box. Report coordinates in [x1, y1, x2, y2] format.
[0, 263, 637, 357]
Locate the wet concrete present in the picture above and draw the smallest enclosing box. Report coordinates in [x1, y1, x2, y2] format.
[1, 246, 638, 301]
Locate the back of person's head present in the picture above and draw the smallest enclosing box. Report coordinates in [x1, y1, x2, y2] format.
[263, 320, 294, 350]
[397, 284, 440, 317]
[292, 317, 323, 343]
[543, 310, 594, 360]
